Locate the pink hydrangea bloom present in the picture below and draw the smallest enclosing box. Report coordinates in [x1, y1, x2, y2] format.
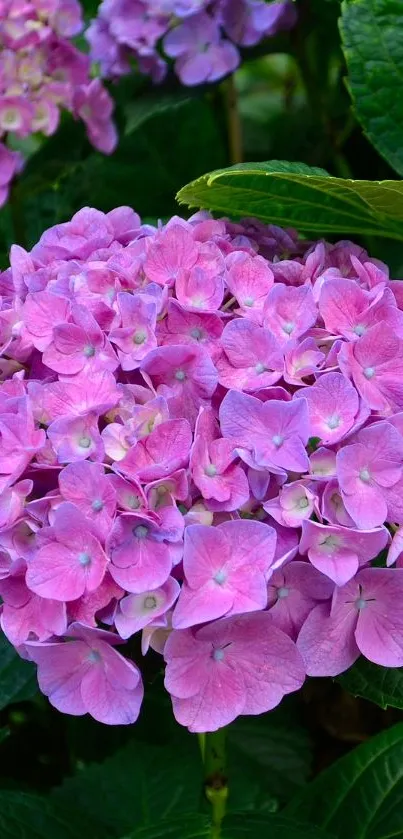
[86, 0, 296, 88]
[2, 205, 403, 731]
[0, 1, 117, 201]
[164, 612, 305, 732]
[26, 623, 143, 724]
[297, 568, 403, 675]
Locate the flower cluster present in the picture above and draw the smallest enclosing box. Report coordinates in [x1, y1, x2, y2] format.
[86, 0, 297, 86]
[0, 0, 117, 206]
[1, 204, 403, 733]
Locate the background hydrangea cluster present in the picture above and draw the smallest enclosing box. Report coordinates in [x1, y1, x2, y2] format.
[0, 0, 117, 207]
[1, 204, 403, 733]
[86, 0, 297, 86]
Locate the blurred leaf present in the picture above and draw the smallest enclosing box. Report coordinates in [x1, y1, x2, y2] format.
[125, 814, 334, 839]
[2, 94, 226, 251]
[81, 96, 226, 218]
[228, 699, 313, 811]
[286, 723, 403, 838]
[339, 658, 403, 709]
[52, 733, 203, 839]
[124, 815, 210, 839]
[124, 91, 192, 135]
[0, 634, 37, 710]
[341, 0, 403, 176]
[177, 160, 403, 240]
[222, 814, 335, 838]
[0, 790, 90, 839]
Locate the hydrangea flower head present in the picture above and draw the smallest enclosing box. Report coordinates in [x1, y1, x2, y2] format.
[0, 0, 117, 204]
[2, 205, 403, 732]
[87, 0, 297, 86]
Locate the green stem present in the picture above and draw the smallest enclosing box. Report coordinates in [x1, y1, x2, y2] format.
[9, 184, 27, 249]
[200, 729, 228, 839]
[222, 75, 243, 165]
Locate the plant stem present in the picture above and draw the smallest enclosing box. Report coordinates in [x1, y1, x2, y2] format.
[223, 75, 243, 165]
[9, 184, 27, 249]
[200, 729, 228, 839]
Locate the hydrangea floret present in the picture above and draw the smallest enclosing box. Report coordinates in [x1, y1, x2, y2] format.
[1, 204, 403, 732]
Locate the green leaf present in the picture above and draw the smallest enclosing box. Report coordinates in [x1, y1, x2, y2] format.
[286, 723, 403, 838]
[0, 633, 37, 710]
[0, 791, 88, 839]
[339, 657, 403, 709]
[52, 734, 203, 839]
[228, 700, 313, 811]
[125, 814, 333, 839]
[222, 814, 334, 838]
[177, 160, 403, 241]
[125, 815, 210, 839]
[340, 0, 403, 176]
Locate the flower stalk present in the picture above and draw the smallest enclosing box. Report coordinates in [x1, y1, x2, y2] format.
[199, 729, 228, 839]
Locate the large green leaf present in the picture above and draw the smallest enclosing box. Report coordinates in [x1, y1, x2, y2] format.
[228, 699, 313, 811]
[125, 815, 210, 839]
[340, 0, 403, 177]
[340, 658, 403, 709]
[126, 814, 333, 839]
[286, 723, 403, 838]
[0, 791, 90, 839]
[0, 634, 37, 710]
[52, 734, 202, 839]
[177, 161, 403, 240]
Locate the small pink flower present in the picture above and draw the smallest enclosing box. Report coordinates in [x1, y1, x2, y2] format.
[263, 283, 317, 343]
[336, 421, 403, 528]
[107, 513, 180, 593]
[26, 502, 108, 601]
[164, 611, 305, 732]
[26, 623, 143, 724]
[295, 372, 367, 445]
[115, 577, 180, 638]
[298, 568, 403, 675]
[220, 390, 309, 474]
[267, 561, 334, 640]
[300, 519, 389, 586]
[216, 319, 283, 391]
[173, 519, 277, 628]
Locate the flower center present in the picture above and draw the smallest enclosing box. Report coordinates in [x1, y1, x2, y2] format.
[272, 434, 284, 448]
[133, 330, 147, 345]
[243, 296, 254, 307]
[205, 463, 217, 477]
[353, 324, 366, 336]
[78, 552, 91, 566]
[297, 497, 309, 509]
[212, 648, 225, 661]
[144, 595, 158, 610]
[128, 494, 140, 509]
[277, 586, 289, 599]
[83, 344, 96, 357]
[320, 535, 340, 551]
[359, 467, 371, 483]
[88, 650, 101, 663]
[190, 327, 203, 340]
[326, 414, 340, 430]
[255, 362, 266, 374]
[175, 369, 186, 381]
[355, 597, 367, 610]
[214, 569, 227, 585]
[78, 436, 91, 448]
[282, 321, 295, 335]
[92, 499, 104, 512]
[134, 525, 148, 539]
[363, 366, 375, 379]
